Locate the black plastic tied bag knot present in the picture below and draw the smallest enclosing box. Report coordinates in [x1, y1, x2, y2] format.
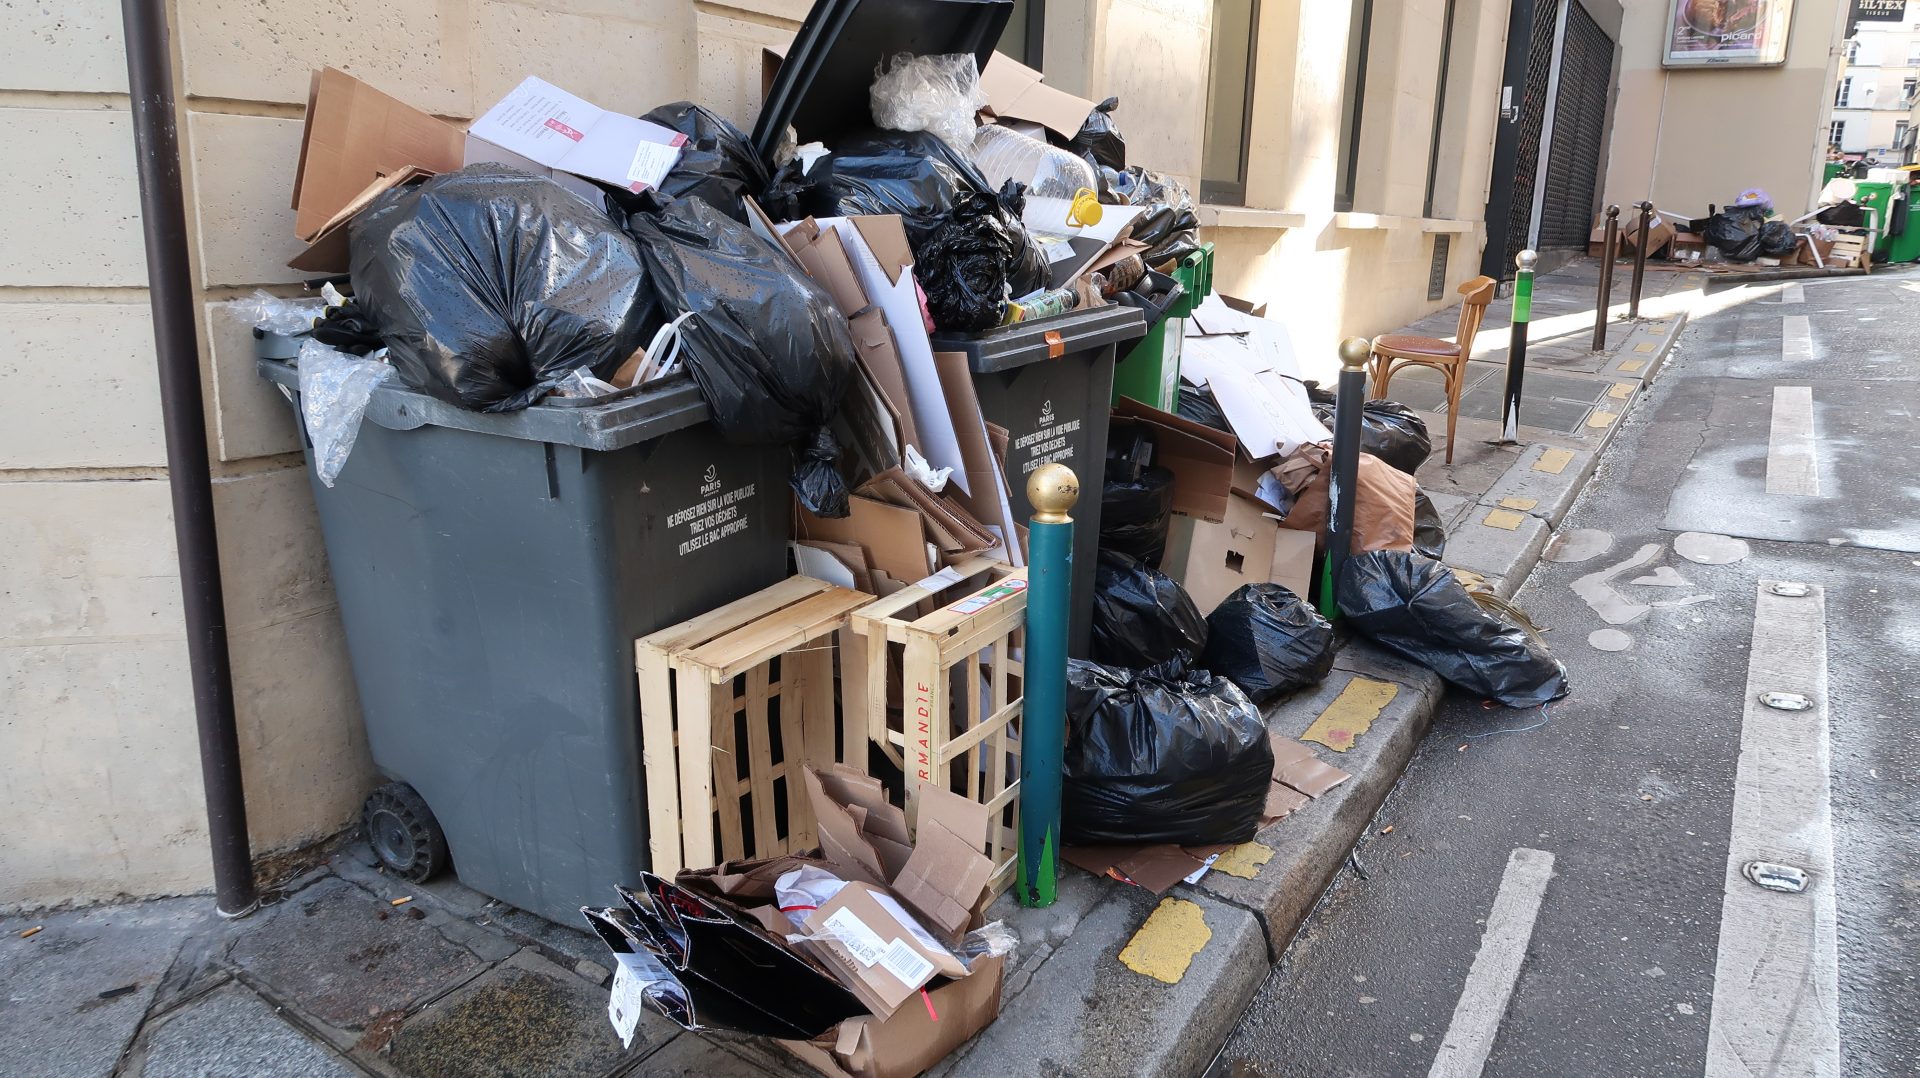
[1066, 96, 1126, 172]
[1090, 550, 1208, 669]
[1063, 659, 1275, 846]
[1336, 551, 1569, 709]
[1200, 584, 1335, 706]
[625, 195, 855, 516]
[350, 164, 658, 413]
[640, 102, 771, 224]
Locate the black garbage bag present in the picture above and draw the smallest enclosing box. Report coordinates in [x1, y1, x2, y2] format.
[1177, 379, 1232, 434]
[310, 301, 383, 356]
[1065, 96, 1126, 171]
[1309, 399, 1432, 475]
[1129, 203, 1201, 268]
[1816, 201, 1866, 227]
[624, 195, 855, 515]
[1412, 489, 1447, 560]
[1091, 550, 1207, 669]
[641, 102, 770, 223]
[1063, 659, 1275, 846]
[1336, 551, 1568, 708]
[351, 165, 658, 413]
[1702, 208, 1765, 262]
[799, 129, 1048, 325]
[1100, 459, 1175, 567]
[1758, 220, 1799, 257]
[1200, 584, 1335, 705]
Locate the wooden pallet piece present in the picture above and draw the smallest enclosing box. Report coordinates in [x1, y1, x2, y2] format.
[848, 558, 1028, 897]
[635, 576, 872, 876]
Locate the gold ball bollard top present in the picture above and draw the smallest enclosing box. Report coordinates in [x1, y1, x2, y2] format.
[1339, 337, 1371, 371]
[1027, 462, 1079, 524]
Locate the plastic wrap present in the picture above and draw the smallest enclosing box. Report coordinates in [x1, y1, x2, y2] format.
[641, 102, 771, 222]
[350, 165, 658, 412]
[625, 195, 855, 516]
[1200, 584, 1335, 705]
[1090, 550, 1208, 669]
[233, 290, 323, 336]
[1063, 659, 1275, 847]
[1336, 551, 1569, 708]
[973, 124, 1097, 201]
[869, 53, 987, 157]
[296, 339, 390, 488]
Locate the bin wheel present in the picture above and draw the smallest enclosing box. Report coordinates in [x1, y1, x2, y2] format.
[362, 783, 448, 882]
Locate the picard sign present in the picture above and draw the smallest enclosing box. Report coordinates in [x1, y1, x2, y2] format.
[1853, 0, 1907, 22]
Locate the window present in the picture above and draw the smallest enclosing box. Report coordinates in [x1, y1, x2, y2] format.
[1847, 40, 1860, 63]
[1423, 0, 1462, 218]
[999, 0, 1045, 69]
[1904, 77, 1917, 105]
[1898, 121, 1912, 148]
[1837, 76, 1852, 107]
[1831, 119, 1847, 148]
[1908, 39, 1920, 65]
[1334, 0, 1375, 212]
[1201, 0, 1259, 203]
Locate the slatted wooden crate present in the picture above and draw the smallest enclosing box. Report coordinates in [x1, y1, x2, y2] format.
[635, 576, 873, 877]
[846, 556, 1027, 897]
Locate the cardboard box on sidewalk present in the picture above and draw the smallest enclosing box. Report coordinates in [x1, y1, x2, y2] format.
[1161, 489, 1315, 613]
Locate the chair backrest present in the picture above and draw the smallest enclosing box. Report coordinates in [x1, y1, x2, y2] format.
[1454, 275, 1499, 358]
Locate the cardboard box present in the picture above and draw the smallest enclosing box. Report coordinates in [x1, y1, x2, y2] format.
[1798, 233, 1835, 267]
[1621, 214, 1676, 259]
[464, 76, 686, 204]
[287, 68, 465, 273]
[979, 53, 1096, 140]
[793, 881, 969, 1018]
[1108, 398, 1237, 523]
[1161, 489, 1312, 613]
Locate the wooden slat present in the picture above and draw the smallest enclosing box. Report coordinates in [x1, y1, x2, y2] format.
[640, 576, 831, 655]
[965, 651, 984, 802]
[867, 637, 902, 770]
[836, 624, 873, 766]
[794, 635, 838, 848]
[681, 587, 872, 680]
[901, 567, 1029, 637]
[902, 633, 946, 826]
[635, 641, 684, 877]
[942, 698, 1019, 763]
[674, 669, 718, 871]
[743, 664, 778, 856]
[848, 554, 1008, 627]
[711, 685, 745, 864]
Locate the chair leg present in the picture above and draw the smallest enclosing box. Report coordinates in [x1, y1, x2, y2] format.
[1371, 358, 1393, 400]
[1444, 364, 1462, 464]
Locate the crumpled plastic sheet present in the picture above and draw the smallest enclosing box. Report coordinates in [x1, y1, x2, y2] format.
[297, 338, 390, 488]
[869, 52, 987, 158]
[233, 290, 324, 336]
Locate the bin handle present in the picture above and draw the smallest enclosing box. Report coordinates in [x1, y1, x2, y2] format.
[1044, 331, 1065, 359]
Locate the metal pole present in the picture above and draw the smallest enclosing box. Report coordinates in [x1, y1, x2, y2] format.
[120, 0, 258, 918]
[1317, 339, 1371, 620]
[1498, 250, 1538, 444]
[1016, 462, 1077, 909]
[1628, 201, 1654, 319]
[1593, 205, 1620, 352]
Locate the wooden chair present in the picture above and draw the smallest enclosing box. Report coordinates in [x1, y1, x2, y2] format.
[1367, 275, 1498, 464]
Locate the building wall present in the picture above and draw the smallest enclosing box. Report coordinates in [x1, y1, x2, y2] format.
[1603, 0, 1849, 219]
[0, 0, 738, 912]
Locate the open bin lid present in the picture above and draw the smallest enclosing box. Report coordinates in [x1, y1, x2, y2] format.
[751, 0, 1012, 160]
[256, 349, 711, 453]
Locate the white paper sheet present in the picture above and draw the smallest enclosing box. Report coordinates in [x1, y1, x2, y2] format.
[791, 542, 859, 590]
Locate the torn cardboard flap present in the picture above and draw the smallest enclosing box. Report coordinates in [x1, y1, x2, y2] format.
[1110, 397, 1238, 523]
[890, 784, 994, 945]
[797, 882, 967, 1019]
[806, 765, 913, 886]
[291, 68, 464, 243]
[781, 953, 1006, 1078]
[979, 53, 1097, 140]
[1063, 844, 1220, 895]
[1270, 736, 1351, 798]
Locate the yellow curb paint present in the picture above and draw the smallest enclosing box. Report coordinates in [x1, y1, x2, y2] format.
[1533, 447, 1575, 474]
[1587, 410, 1618, 429]
[1119, 898, 1211, 985]
[1211, 842, 1274, 880]
[1497, 496, 1539, 511]
[1301, 677, 1399, 752]
[1618, 359, 1646, 373]
[1634, 341, 1658, 353]
[1607, 382, 1634, 400]
[1483, 508, 1526, 530]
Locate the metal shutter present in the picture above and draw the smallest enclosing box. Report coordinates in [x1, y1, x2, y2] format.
[1538, 3, 1613, 250]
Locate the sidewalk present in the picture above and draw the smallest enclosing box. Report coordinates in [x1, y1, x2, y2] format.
[0, 259, 1698, 1078]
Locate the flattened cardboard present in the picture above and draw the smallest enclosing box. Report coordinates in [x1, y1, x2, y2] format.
[1064, 844, 1216, 895]
[1270, 528, 1315, 601]
[1110, 398, 1238, 523]
[1269, 736, 1351, 798]
[795, 882, 966, 1018]
[291, 69, 464, 243]
[1264, 783, 1310, 820]
[979, 53, 1096, 139]
[858, 470, 996, 557]
[805, 765, 914, 886]
[781, 953, 1006, 1078]
[934, 351, 1022, 566]
[798, 497, 933, 586]
[890, 784, 993, 945]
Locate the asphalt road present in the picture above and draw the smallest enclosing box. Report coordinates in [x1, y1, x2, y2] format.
[1211, 267, 1920, 1078]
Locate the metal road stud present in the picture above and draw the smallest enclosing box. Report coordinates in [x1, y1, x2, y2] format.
[1017, 462, 1077, 908]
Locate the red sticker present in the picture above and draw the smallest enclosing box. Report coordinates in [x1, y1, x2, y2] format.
[544, 118, 585, 142]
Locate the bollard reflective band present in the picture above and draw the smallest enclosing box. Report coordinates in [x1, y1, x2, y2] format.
[1513, 271, 1534, 323]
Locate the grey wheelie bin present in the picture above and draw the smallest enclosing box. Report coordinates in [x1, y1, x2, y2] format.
[259, 340, 788, 923]
[754, 0, 1148, 656]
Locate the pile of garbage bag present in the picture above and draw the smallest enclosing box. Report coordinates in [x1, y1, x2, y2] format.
[1200, 584, 1335, 706]
[1100, 457, 1175, 567]
[1090, 551, 1208, 669]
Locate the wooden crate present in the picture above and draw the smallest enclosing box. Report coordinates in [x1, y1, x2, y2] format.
[635, 576, 873, 877]
[846, 556, 1027, 897]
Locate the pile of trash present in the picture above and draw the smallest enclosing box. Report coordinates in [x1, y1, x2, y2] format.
[1594, 181, 1900, 271]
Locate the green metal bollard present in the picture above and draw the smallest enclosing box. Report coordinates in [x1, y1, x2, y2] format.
[1498, 249, 1537, 444]
[1015, 462, 1077, 909]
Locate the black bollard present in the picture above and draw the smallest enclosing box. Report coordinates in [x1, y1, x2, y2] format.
[1498, 250, 1537, 444]
[1593, 205, 1620, 352]
[1318, 338, 1371, 618]
[1629, 201, 1654, 320]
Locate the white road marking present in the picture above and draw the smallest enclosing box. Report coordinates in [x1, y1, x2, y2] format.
[1765, 386, 1820, 497]
[1781, 315, 1813, 362]
[1778, 282, 1805, 304]
[1704, 583, 1838, 1078]
[1426, 848, 1556, 1078]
